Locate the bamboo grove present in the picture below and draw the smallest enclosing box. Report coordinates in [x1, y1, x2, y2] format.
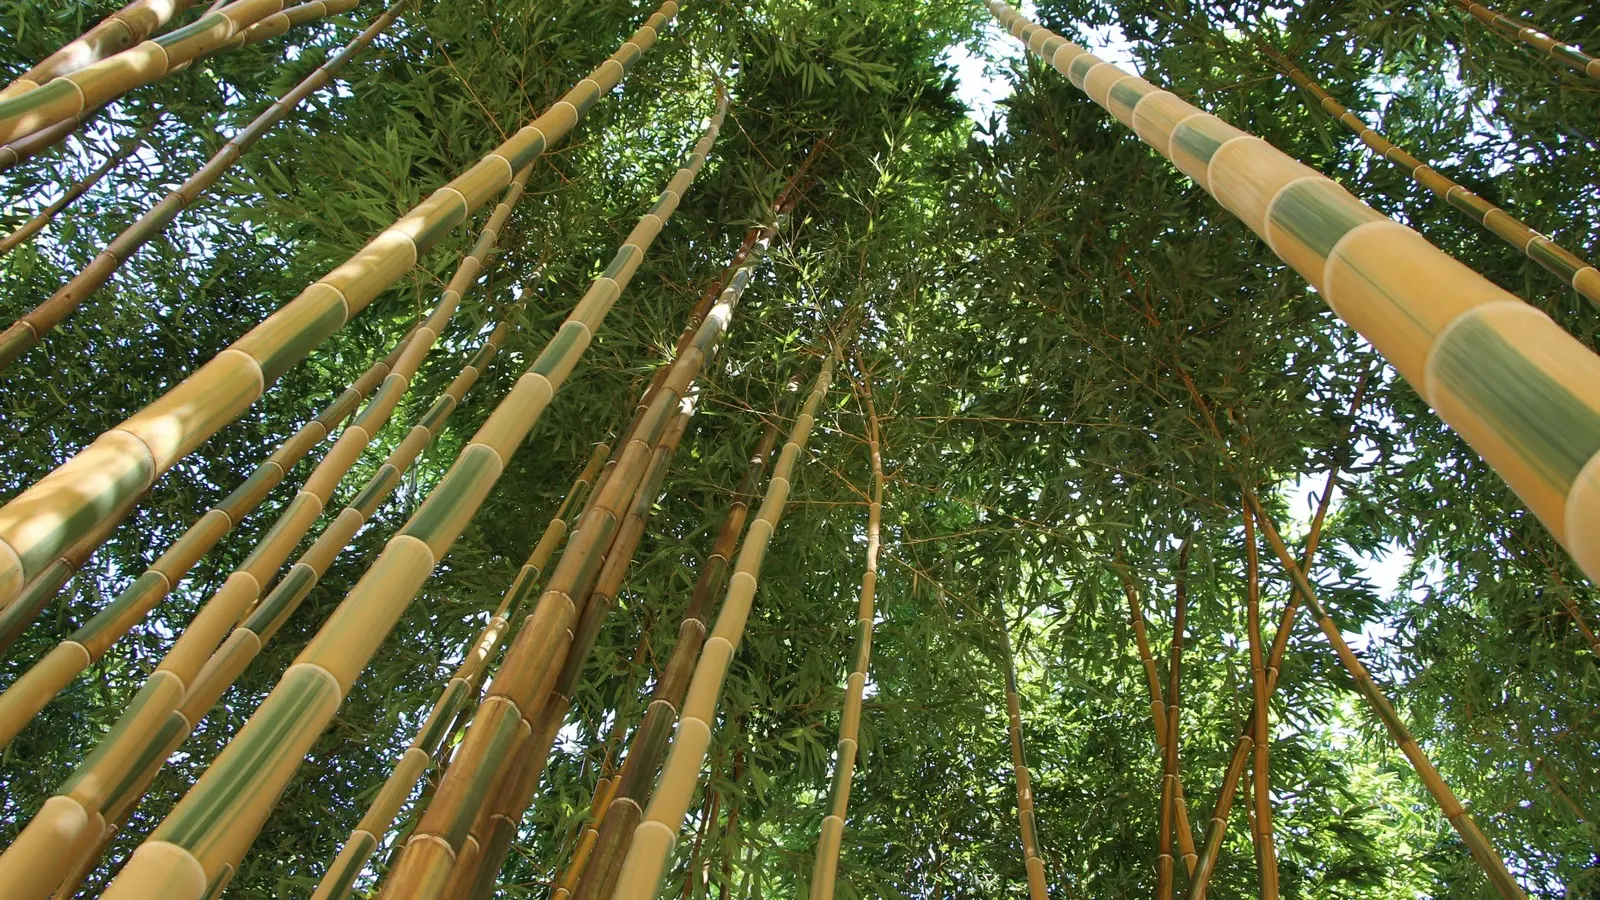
[0, 0, 1597, 897]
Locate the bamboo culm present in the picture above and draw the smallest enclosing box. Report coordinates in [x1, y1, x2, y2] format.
[1449, 0, 1600, 79]
[999, 618, 1048, 900]
[0, 0, 201, 99]
[1156, 533, 1192, 898]
[1242, 503, 1279, 898]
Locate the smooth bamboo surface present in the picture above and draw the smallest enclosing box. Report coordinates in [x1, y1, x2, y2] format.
[0, 0, 666, 617]
[0, 115, 158, 258]
[808, 359, 885, 900]
[0, 0, 410, 372]
[93, 73, 710, 900]
[311, 442, 612, 900]
[988, 0, 1600, 590]
[0, 0, 200, 100]
[1258, 42, 1600, 310]
[607, 349, 838, 898]
[0, 325, 416, 745]
[1449, 0, 1600, 79]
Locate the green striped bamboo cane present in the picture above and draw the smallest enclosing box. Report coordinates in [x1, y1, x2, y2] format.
[0, 0, 201, 100]
[1110, 561, 1198, 873]
[0, 304, 518, 900]
[987, 0, 1600, 588]
[1257, 42, 1600, 310]
[444, 406, 696, 900]
[808, 358, 885, 900]
[1241, 504, 1278, 898]
[311, 441, 612, 900]
[567, 379, 795, 900]
[90, 89, 716, 900]
[0, 324, 415, 741]
[232, 0, 363, 49]
[0, 2, 671, 615]
[1156, 533, 1192, 898]
[999, 617, 1048, 900]
[1449, 0, 1600, 79]
[0, 0, 409, 371]
[1176, 370, 1525, 898]
[608, 348, 838, 898]
[0, 115, 158, 258]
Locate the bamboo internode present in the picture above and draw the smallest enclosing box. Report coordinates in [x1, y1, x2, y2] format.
[0, 0, 200, 100]
[312, 442, 612, 900]
[1449, 0, 1600, 79]
[808, 359, 885, 900]
[0, 0, 673, 616]
[607, 347, 838, 898]
[987, 0, 1600, 588]
[0, 114, 159, 259]
[1258, 42, 1600, 310]
[0, 0, 411, 371]
[92, 83, 716, 900]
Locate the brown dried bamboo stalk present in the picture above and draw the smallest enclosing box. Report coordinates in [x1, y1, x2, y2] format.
[1257, 41, 1600, 309]
[1156, 532, 1192, 898]
[1242, 503, 1278, 898]
[1448, 0, 1600, 79]
[808, 356, 886, 900]
[310, 441, 613, 900]
[0, 115, 158, 258]
[999, 618, 1048, 900]
[566, 383, 794, 900]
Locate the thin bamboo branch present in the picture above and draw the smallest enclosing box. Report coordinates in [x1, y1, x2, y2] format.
[0, 115, 158, 258]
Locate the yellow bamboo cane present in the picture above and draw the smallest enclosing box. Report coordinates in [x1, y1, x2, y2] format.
[0, 0, 202, 100]
[1241, 503, 1279, 898]
[998, 617, 1048, 900]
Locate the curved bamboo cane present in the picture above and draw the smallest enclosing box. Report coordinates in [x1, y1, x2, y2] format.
[808, 357, 885, 900]
[1241, 504, 1279, 898]
[0, 324, 415, 731]
[310, 441, 611, 900]
[0, 0, 201, 100]
[0, 115, 159, 258]
[1257, 42, 1600, 310]
[0, 2, 670, 615]
[565, 378, 796, 900]
[1156, 532, 1192, 898]
[1448, 0, 1600, 80]
[90, 88, 714, 900]
[0, 291, 518, 900]
[998, 617, 1048, 900]
[607, 348, 838, 898]
[0, 0, 409, 371]
[988, 0, 1600, 589]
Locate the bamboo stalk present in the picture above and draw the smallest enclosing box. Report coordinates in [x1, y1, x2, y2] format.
[0, 1, 666, 612]
[1256, 41, 1600, 310]
[1448, 0, 1600, 79]
[999, 617, 1048, 900]
[311, 441, 612, 900]
[607, 347, 839, 898]
[85, 84, 718, 900]
[0, 111, 101, 173]
[1156, 532, 1192, 898]
[808, 356, 886, 900]
[1242, 503, 1278, 898]
[0, 114, 158, 258]
[0, 291, 520, 900]
[986, 0, 1600, 589]
[0, 0, 409, 372]
[0, 0, 201, 100]
[0, 323, 417, 741]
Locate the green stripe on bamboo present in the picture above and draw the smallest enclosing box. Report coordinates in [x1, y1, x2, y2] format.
[1449, 0, 1600, 80]
[0, 0, 410, 372]
[94, 71, 708, 899]
[987, 0, 1600, 598]
[808, 357, 885, 900]
[1257, 42, 1600, 309]
[1241, 503, 1279, 898]
[311, 441, 611, 900]
[608, 348, 838, 898]
[0, 324, 417, 746]
[0, 2, 663, 617]
[0, 0, 200, 100]
[0, 114, 159, 258]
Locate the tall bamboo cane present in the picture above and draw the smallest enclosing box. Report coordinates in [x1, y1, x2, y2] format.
[987, 1, 1600, 590]
[1241, 503, 1279, 898]
[1156, 532, 1192, 898]
[0, 0, 201, 100]
[998, 615, 1048, 900]
[566, 377, 796, 900]
[808, 357, 885, 900]
[1448, 0, 1600, 79]
[0, 0, 410, 371]
[88, 91, 719, 900]
[0, 322, 416, 733]
[0, 114, 159, 258]
[1257, 42, 1600, 310]
[0, 298, 519, 900]
[607, 347, 838, 898]
[0, 1, 672, 615]
[311, 441, 612, 900]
